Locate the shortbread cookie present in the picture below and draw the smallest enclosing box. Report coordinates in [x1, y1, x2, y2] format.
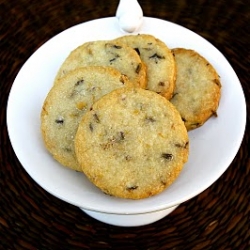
[171, 48, 221, 130]
[54, 40, 147, 88]
[75, 87, 189, 199]
[114, 34, 176, 99]
[41, 66, 134, 171]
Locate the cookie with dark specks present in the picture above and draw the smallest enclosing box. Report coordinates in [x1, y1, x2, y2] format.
[75, 87, 189, 199]
[171, 48, 221, 130]
[114, 34, 176, 99]
[54, 40, 147, 88]
[41, 66, 134, 171]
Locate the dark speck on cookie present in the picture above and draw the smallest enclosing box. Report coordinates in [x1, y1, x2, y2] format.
[161, 153, 174, 161]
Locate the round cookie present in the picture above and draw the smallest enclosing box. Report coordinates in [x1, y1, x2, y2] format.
[170, 48, 221, 130]
[113, 34, 176, 99]
[75, 87, 189, 199]
[54, 40, 147, 88]
[41, 66, 134, 171]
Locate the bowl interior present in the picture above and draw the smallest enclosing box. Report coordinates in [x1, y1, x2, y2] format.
[7, 17, 246, 215]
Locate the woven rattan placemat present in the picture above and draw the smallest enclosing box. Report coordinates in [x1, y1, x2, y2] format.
[1, 0, 249, 249]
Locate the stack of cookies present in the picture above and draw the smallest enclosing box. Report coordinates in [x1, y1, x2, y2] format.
[41, 34, 221, 199]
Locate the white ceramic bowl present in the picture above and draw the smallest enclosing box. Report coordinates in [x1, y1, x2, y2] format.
[7, 17, 246, 227]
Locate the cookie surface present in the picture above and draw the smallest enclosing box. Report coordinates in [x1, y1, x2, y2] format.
[114, 34, 176, 99]
[41, 66, 134, 171]
[54, 40, 147, 88]
[75, 87, 189, 199]
[170, 48, 221, 130]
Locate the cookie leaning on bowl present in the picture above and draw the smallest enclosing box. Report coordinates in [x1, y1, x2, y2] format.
[170, 48, 221, 130]
[113, 34, 176, 100]
[54, 40, 147, 88]
[41, 66, 134, 171]
[75, 87, 189, 199]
